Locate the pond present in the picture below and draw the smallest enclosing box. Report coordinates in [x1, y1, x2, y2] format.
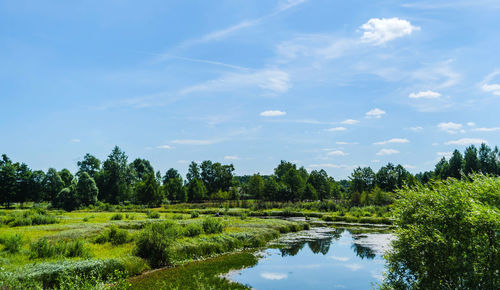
[226, 226, 394, 289]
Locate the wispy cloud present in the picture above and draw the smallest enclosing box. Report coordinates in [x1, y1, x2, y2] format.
[374, 138, 410, 145]
[336, 141, 359, 145]
[406, 126, 423, 132]
[376, 149, 400, 156]
[156, 145, 173, 149]
[438, 122, 463, 134]
[260, 272, 288, 280]
[260, 110, 287, 117]
[327, 150, 348, 156]
[437, 151, 453, 159]
[180, 69, 290, 95]
[445, 138, 488, 145]
[224, 155, 239, 160]
[480, 70, 500, 96]
[472, 127, 500, 132]
[70, 139, 81, 143]
[409, 90, 441, 99]
[325, 127, 347, 132]
[359, 17, 420, 45]
[340, 119, 359, 125]
[331, 256, 350, 262]
[172, 139, 221, 145]
[365, 108, 386, 119]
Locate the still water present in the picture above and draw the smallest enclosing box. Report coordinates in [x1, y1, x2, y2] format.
[227, 226, 393, 289]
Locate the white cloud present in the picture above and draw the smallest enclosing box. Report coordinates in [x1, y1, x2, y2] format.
[373, 138, 410, 145]
[406, 126, 423, 132]
[260, 110, 286, 117]
[309, 163, 351, 168]
[371, 159, 380, 163]
[409, 90, 441, 99]
[260, 272, 288, 280]
[177, 160, 189, 164]
[445, 138, 488, 145]
[438, 122, 463, 134]
[365, 108, 386, 119]
[224, 155, 239, 160]
[336, 141, 359, 145]
[437, 151, 453, 159]
[70, 139, 80, 143]
[376, 149, 400, 156]
[467, 122, 476, 127]
[403, 164, 416, 169]
[480, 70, 500, 95]
[326, 127, 347, 132]
[411, 60, 460, 89]
[340, 119, 359, 125]
[172, 139, 220, 145]
[345, 263, 363, 271]
[473, 127, 500, 132]
[360, 17, 420, 45]
[331, 256, 350, 262]
[180, 69, 290, 95]
[327, 150, 348, 156]
[156, 145, 173, 149]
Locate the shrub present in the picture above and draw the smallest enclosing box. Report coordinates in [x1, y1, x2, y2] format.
[135, 221, 181, 267]
[183, 223, 204, 237]
[2, 210, 57, 227]
[190, 211, 200, 218]
[29, 238, 91, 259]
[65, 240, 90, 258]
[173, 214, 184, 220]
[202, 218, 224, 234]
[110, 213, 123, 221]
[94, 226, 131, 245]
[240, 212, 248, 220]
[146, 211, 160, 219]
[1, 234, 24, 254]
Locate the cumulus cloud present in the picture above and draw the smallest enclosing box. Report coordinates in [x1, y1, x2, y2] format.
[327, 150, 348, 156]
[260, 110, 286, 117]
[365, 108, 386, 118]
[360, 17, 420, 45]
[376, 149, 400, 156]
[326, 127, 347, 132]
[445, 138, 488, 145]
[409, 90, 441, 99]
[172, 139, 220, 145]
[438, 122, 463, 134]
[340, 119, 359, 125]
[373, 138, 410, 145]
[224, 155, 239, 160]
[156, 145, 173, 149]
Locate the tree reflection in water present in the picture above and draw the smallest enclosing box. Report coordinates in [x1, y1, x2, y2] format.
[350, 243, 376, 260]
[279, 228, 345, 257]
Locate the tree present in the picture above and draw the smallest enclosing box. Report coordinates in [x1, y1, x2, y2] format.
[199, 161, 235, 196]
[0, 155, 17, 207]
[463, 145, 480, 175]
[163, 168, 185, 202]
[130, 158, 154, 182]
[59, 169, 74, 188]
[77, 153, 101, 179]
[307, 170, 331, 200]
[29, 170, 45, 202]
[55, 180, 79, 211]
[76, 172, 98, 206]
[350, 167, 375, 193]
[383, 176, 500, 289]
[434, 157, 449, 179]
[186, 162, 200, 183]
[274, 160, 296, 181]
[15, 163, 31, 207]
[247, 174, 265, 199]
[43, 168, 64, 205]
[263, 177, 279, 201]
[448, 149, 463, 179]
[99, 146, 133, 204]
[187, 179, 206, 202]
[135, 173, 163, 207]
[302, 183, 318, 201]
[282, 168, 305, 201]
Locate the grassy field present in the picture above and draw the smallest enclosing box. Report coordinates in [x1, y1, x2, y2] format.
[0, 206, 312, 288]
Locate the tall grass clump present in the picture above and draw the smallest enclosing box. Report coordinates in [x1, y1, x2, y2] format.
[135, 221, 181, 267]
[190, 210, 200, 218]
[202, 218, 224, 234]
[183, 223, 204, 237]
[0, 234, 24, 254]
[146, 210, 160, 219]
[2, 209, 57, 227]
[94, 226, 131, 245]
[29, 238, 91, 259]
[110, 213, 123, 221]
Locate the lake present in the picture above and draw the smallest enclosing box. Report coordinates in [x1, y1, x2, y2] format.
[226, 225, 394, 289]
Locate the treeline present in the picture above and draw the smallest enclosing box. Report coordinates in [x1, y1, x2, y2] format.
[0, 143, 499, 210]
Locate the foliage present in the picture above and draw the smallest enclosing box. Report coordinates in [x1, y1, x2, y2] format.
[94, 225, 131, 245]
[134, 221, 182, 267]
[202, 217, 224, 234]
[135, 173, 163, 207]
[183, 222, 204, 237]
[0, 233, 24, 254]
[383, 175, 500, 289]
[146, 210, 160, 219]
[190, 210, 200, 218]
[110, 213, 123, 220]
[29, 238, 91, 259]
[1, 209, 57, 227]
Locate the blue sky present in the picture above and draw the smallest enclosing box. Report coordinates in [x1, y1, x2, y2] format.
[1, 0, 499, 179]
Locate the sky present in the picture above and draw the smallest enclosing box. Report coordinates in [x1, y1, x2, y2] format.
[1, 0, 499, 179]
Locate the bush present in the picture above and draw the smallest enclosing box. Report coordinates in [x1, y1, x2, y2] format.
[95, 226, 131, 245]
[202, 218, 224, 234]
[190, 211, 200, 218]
[146, 211, 160, 219]
[0, 234, 24, 254]
[135, 221, 181, 268]
[110, 213, 123, 221]
[29, 238, 91, 259]
[2, 210, 57, 227]
[65, 240, 90, 258]
[183, 223, 204, 237]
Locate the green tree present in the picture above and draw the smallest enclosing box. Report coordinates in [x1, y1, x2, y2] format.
[187, 178, 206, 202]
[43, 168, 64, 205]
[434, 157, 450, 179]
[307, 170, 331, 200]
[186, 161, 200, 183]
[0, 155, 17, 207]
[302, 183, 318, 201]
[99, 146, 133, 204]
[163, 168, 185, 202]
[15, 163, 32, 207]
[199, 160, 235, 196]
[77, 153, 101, 179]
[135, 173, 163, 207]
[263, 177, 279, 201]
[76, 172, 98, 206]
[282, 168, 305, 201]
[130, 158, 154, 182]
[59, 169, 74, 188]
[383, 175, 500, 289]
[55, 181, 79, 211]
[463, 145, 480, 175]
[247, 174, 265, 199]
[28, 170, 45, 202]
[448, 149, 463, 179]
[350, 167, 375, 193]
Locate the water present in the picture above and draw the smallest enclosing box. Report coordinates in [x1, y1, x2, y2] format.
[226, 226, 393, 289]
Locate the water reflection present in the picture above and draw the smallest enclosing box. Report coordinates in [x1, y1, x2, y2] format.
[228, 227, 392, 289]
